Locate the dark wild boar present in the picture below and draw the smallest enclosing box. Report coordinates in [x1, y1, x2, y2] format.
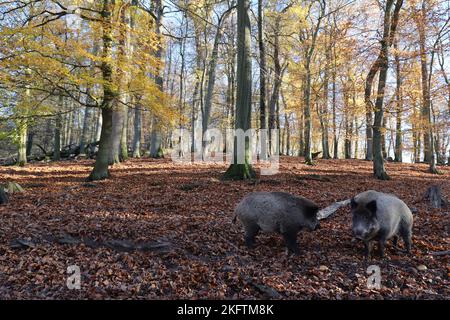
[233, 192, 320, 254]
[351, 190, 413, 258]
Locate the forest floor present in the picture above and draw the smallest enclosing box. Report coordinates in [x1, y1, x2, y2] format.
[0, 157, 449, 299]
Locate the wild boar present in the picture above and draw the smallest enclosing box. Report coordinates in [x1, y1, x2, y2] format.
[233, 192, 320, 254]
[351, 190, 413, 258]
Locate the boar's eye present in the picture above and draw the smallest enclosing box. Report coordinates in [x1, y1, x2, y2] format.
[350, 198, 357, 209]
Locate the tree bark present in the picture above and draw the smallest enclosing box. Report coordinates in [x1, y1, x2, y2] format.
[132, 98, 142, 158]
[304, 1, 326, 165]
[17, 119, 27, 166]
[394, 38, 403, 162]
[258, 0, 267, 132]
[269, 17, 283, 156]
[150, 0, 164, 159]
[223, 0, 255, 180]
[53, 98, 62, 161]
[372, 0, 403, 180]
[89, 0, 115, 181]
[202, 7, 233, 159]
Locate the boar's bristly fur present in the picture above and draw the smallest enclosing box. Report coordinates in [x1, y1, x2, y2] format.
[351, 190, 414, 258]
[234, 192, 320, 254]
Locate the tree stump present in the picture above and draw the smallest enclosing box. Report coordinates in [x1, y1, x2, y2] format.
[7, 182, 24, 194]
[312, 151, 322, 160]
[0, 187, 8, 205]
[424, 185, 448, 209]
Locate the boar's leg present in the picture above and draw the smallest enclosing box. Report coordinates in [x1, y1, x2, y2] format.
[401, 231, 412, 254]
[282, 229, 300, 255]
[399, 224, 412, 254]
[378, 238, 387, 258]
[392, 235, 399, 248]
[244, 224, 260, 248]
[363, 241, 372, 258]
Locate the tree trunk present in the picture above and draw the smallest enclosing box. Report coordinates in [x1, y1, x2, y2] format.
[372, 0, 403, 180]
[132, 98, 142, 158]
[150, 116, 163, 158]
[269, 18, 283, 156]
[258, 0, 267, 132]
[26, 131, 34, 157]
[89, 108, 113, 181]
[394, 39, 403, 162]
[223, 0, 255, 180]
[344, 88, 352, 159]
[332, 62, 338, 159]
[120, 104, 129, 161]
[79, 105, 91, 156]
[53, 110, 62, 161]
[258, 0, 267, 159]
[150, 0, 164, 159]
[416, 2, 432, 164]
[110, 109, 123, 164]
[320, 31, 331, 159]
[202, 8, 233, 159]
[381, 116, 388, 159]
[89, 0, 115, 181]
[304, 61, 314, 165]
[304, 1, 326, 165]
[17, 119, 27, 166]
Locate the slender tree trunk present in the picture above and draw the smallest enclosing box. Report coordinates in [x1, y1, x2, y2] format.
[286, 114, 291, 156]
[258, 0, 267, 159]
[394, 39, 403, 162]
[373, 0, 403, 179]
[332, 64, 338, 159]
[110, 110, 122, 164]
[304, 1, 326, 165]
[66, 110, 73, 147]
[132, 98, 142, 158]
[150, 0, 164, 159]
[202, 8, 232, 159]
[344, 89, 352, 159]
[269, 18, 283, 156]
[321, 32, 331, 159]
[26, 131, 33, 157]
[17, 119, 27, 166]
[95, 109, 102, 143]
[53, 98, 63, 161]
[258, 0, 267, 132]
[354, 117, 359, 158]
[298, 111, 305, 157]
[381, 116, 388, 159]
[416, 2, 431, 164]
[304, 60, 313, 164]
[79, 105, 91, 156]
[120, 103, 129, 161]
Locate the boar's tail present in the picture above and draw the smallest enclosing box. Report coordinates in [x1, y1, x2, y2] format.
[232, 214, 238, 224]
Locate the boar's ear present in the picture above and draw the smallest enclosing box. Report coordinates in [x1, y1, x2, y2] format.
[366, 200, 377, 216]
[350, 198, 357, 209]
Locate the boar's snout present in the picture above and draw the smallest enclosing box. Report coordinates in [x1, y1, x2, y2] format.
[352, 225, 373, 240]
